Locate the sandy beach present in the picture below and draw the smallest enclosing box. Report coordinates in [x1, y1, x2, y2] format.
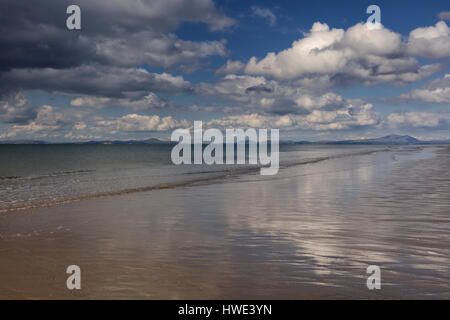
[0, 145, 449, 299]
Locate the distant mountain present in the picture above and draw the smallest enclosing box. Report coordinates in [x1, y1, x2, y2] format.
[0, 134, 449, 145]
[363, 134, 420, 144]
[0, 139, 47, 144]
[142, 138, 169, 144]
[75, 138, 169, 145]
[0, 138, 169, 145]
[333, 134, 421, 145]
[292, 134, 448, 145]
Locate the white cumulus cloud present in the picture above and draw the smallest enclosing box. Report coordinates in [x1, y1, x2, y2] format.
[407, 21, 450, 58]
[399, 74, 450, 103]
[244, 22, 445, 85]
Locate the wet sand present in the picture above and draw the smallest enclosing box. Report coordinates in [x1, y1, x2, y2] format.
[0, 146, 449, 299]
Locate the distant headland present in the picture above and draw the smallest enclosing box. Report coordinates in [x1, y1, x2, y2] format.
[0, 134, 449, 145]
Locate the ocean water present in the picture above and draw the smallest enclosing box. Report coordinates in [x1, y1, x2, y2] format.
[0, 144, 391, 213]
[0, 144, 449, 298]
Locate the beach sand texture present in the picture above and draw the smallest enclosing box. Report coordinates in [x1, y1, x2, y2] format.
[0, 145, 449, 299]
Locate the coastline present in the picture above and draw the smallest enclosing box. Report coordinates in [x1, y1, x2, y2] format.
[0, 146, 449, 299]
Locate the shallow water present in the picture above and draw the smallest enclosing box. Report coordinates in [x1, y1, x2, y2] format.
[0, 144, 388, 212]
[0, 144, 449, 299]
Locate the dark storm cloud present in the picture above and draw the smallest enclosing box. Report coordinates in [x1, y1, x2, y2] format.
[264, 98, 309, 115]
[0, 0, 234, 123]
[0, 0, 232, 90]
[245, 85, 274, 94]
[1, 65, 193, 98]
[0, 0, 233, 71]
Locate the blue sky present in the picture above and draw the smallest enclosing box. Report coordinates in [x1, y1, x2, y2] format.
[0, 0, 449, 141]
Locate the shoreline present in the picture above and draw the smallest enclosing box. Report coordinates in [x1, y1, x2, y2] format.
[0, 146, 395, 214]
[0, 146, 449, 299]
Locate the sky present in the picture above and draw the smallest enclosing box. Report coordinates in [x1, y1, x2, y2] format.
[0, 0, 449, 142]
